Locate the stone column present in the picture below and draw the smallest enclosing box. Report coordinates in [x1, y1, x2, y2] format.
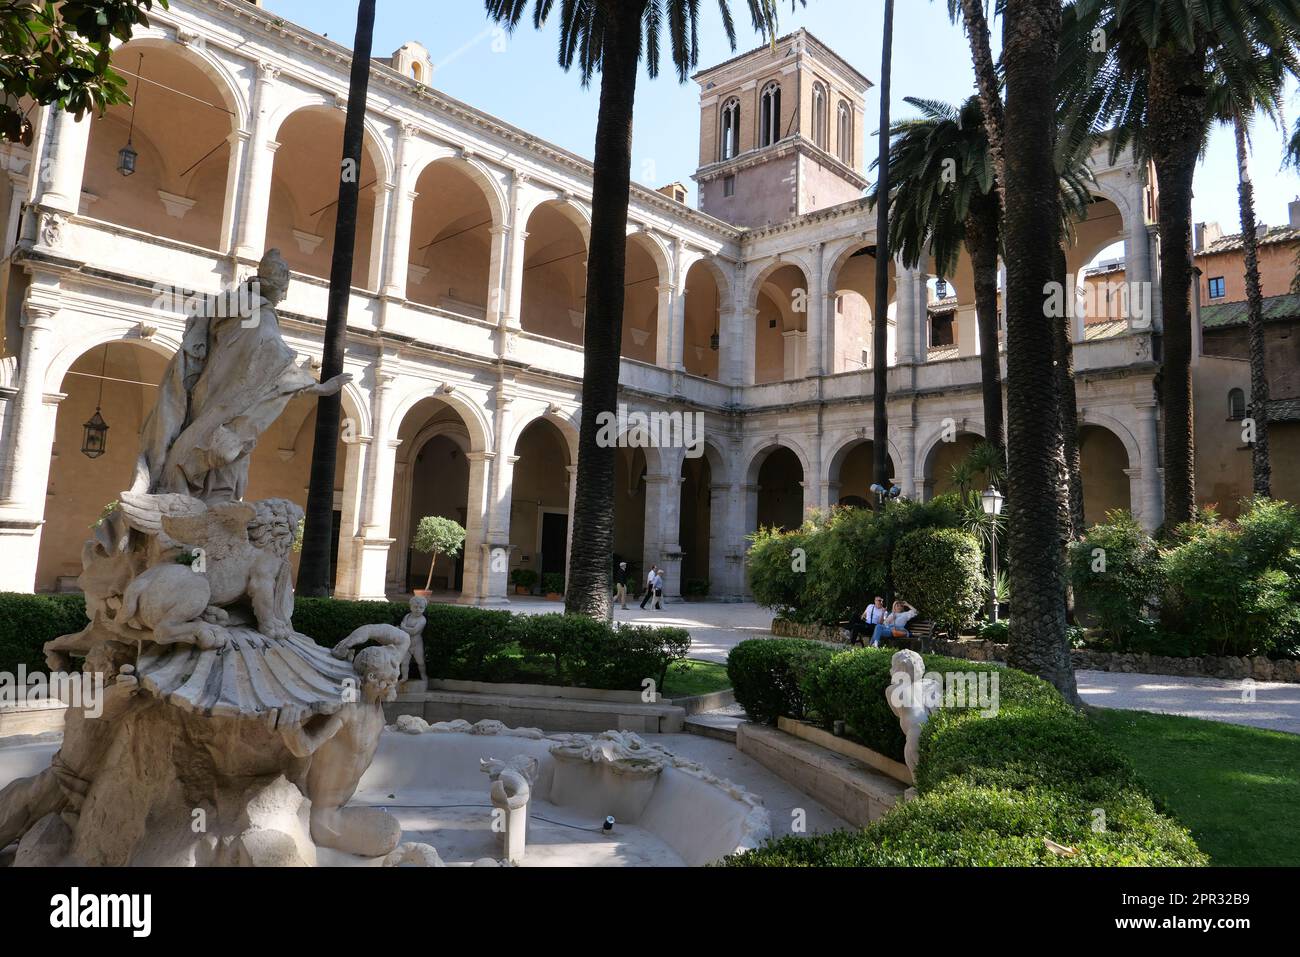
[219, 129, 250, 255]
[740, 306, 759, 385]
[1134, 398, 1163, 532]
[354, 367, 397, 599]
[643, 468, 684, 600]
[381, 124, 418, 299]
[459, 450, 504, 604]
[1126, 176, 1156, 333]
[499, 175, 529, 332]
[0, 304, 61, 592]
[32, 107, 91, 214]
[708, 481, 741, 599]
[232, 62, 281, 263]
[332, 436, 370, 599]
[482, 452, 518, 603]
[654, 282, 675, 369]
[893, 260, 921, 365]
[563, 463, 577, 586]
[782, 329, 807, 380]
[366, 180, 394, 293]
[804, 242, 826, 377]
[895, 419, 919, 501]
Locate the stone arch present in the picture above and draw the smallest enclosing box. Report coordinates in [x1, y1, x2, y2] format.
[824, 238, 895, 373]
[745, 437, 813, 486]
[621, 231, 670, 363]
[749, 259, 813, 384]
[824, 434, 901, 505]
[407, 150, 507, 231]
[44, 328, 178, 394]
[519, 199, 590, 344]
[386, 383, 492, 454]
[406, 155, 502, 315]
[265, 99, 394, 187]
[918, 421, 987, 500]
[1077, 419, 1133, 526]
[506, 405, 579, 464]
[110, 32, 248, 126]
[683, 256, 729, 380]
[746, 440, 808, 533]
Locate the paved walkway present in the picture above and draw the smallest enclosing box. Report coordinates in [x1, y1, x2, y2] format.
[486, 597, 1300, 734]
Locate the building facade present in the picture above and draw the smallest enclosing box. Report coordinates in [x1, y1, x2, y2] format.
[0, 0, 1163, 603]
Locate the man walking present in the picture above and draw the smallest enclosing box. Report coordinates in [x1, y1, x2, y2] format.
[640, 565, 658, 610]
[652, 567, 664, 610]
[614, 561, 629, 609]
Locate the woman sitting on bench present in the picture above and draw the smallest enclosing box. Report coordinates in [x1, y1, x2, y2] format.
[870, 600, 918, 648]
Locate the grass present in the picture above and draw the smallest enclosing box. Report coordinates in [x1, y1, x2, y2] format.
[661, 659, 730, 698]
[1089, 708, 1300, 866]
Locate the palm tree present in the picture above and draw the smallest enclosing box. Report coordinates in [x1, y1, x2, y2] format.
[298, 0, 376, 597]
[1058, 0, 1300, 528]
[1001, 0, 1078, 702]
[1206, 52, 1293, 498]
[868, 96, 1004, 452]
[937, 0, 1008, 210]
[485, 1, 796, 617]
[872, 0, 897, 496]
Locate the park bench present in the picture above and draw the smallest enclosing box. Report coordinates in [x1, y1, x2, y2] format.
[838, 616, 936, 652]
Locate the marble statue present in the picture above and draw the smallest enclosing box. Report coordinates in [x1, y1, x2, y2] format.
[0, 257, 433, 866]
[132, 249, 349, 503]
[480, 754, 538, 864]
[886, 649, 942, 775]
[398, 595, 428, 683]
[277, 624, 410, 858]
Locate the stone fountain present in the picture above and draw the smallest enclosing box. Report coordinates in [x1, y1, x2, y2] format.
[0, 251, 768, 867]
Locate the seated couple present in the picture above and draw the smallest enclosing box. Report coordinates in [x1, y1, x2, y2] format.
[847, 597, 918, 648]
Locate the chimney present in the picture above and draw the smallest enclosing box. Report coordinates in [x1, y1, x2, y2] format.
[1193, 221, 1222, 252]
[1290, 197, 1300, 229]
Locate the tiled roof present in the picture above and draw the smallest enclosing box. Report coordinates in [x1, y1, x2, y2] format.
[1200, 292, 1300, 329]
[1083, 318, 1128, 340]
[1269, 398, 1300, 422]
[927, 345, 959, 362]
[1202, 225, 1300, 255]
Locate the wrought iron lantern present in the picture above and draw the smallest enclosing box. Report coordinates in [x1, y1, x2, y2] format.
[118, 54, 144, 177]
[81, 345, 110, 459]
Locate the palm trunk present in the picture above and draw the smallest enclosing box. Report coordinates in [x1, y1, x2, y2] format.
[1002, 0, 1077, 704]
[1052, 245, 1084, 539]
[959, 0, 1008, 211]
[564, 1, 646, 617]
[1235, 112, 1271, 497]
[1147, 45, 1207, 529]
[872, 0, 896, 494]
[965, 190, 1004, 452]
[297, 0, 376, 597]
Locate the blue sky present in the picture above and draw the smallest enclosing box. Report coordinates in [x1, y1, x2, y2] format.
[266, 0, 1300, 235]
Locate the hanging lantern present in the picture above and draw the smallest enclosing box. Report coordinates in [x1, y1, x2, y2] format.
[81, 408, 109, 458]
[116, 143, 138, 176]
[81, 345, 110, 459]
[118, 53, 144, 177]
[710, 329, 720, 352]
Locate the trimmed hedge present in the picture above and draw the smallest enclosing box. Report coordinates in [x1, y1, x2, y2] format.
[0, 592, 689, 694]
[726, 637, 837, 725]
[723, 638, 1205, 867]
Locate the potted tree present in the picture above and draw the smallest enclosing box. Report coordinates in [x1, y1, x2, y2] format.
[411, 515, 466, 598]
[510, 568, 538, 596]
[542, 573, 565, 601]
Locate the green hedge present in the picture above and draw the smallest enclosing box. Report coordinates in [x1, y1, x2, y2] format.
[726, 637, 837, 725]
[0, 593, 89, 674]
[0, 593, 689, 694]
[891, 527, 986, 637]
[723, 638, 1205, 867]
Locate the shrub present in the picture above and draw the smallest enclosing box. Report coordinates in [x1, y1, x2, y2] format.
[410, 515, 466, 591]
[745, 523, 822, 620]
[0, 593, 89, 674]
[1069, 511, 1162, 651]
[975, 619, 1008, 643]
[723, 641, 1204, 867]
[726, 638, 836, 725]
[682, 579, 710, 598]
[891, 527, 986, 636]
[1159, 498, 1300, 657]
[510, 568, 538, 591]
[293, 597, 404, 647]
[541, 572, 565, 595]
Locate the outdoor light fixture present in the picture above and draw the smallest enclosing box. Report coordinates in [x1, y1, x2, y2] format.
[710, 328, 720, 351]
[936, 278, 949, 299]
[980, 485, 1004, 622]
[602, 816, 615, 832]
[81, 346, 111, 459]
[118, 54, 144, 177]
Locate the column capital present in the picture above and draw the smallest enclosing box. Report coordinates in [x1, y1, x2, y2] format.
[256, 61, 282, 82]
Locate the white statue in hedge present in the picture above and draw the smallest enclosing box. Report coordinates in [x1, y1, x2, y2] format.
[886, 649, 941, 775]
[399, 595, 428, 683]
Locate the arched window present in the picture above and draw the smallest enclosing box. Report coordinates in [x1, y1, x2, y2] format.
[411, 62, 423, 83]
[760, 81, 781, 148]
[837, 101, 853, 165]
[720, 98, 741, 161]
[812, 82, 828, 150]
[1228, 388, 1247, 421]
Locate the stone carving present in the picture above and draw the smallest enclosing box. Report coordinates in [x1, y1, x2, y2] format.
[399, 595, 428, 684]
[0, 257, 434, 867]
[39, 211, 65, 248]
[480, 754, 538, 864]
[886, 649, 942, 775]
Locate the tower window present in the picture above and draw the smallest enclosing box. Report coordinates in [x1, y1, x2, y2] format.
[812, 82, 828, 150]
[720, 98, 741, 161]
[1228, 387, 1247, 421]
[723, 175, 736, 197]
[760, 81, 781, 148]
[837, 101, 853, 165]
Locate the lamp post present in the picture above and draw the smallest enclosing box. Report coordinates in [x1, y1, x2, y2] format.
[870, 483, 902, 510]
[980, 485, 1004, 622]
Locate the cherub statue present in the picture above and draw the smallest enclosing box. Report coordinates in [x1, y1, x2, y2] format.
[275, 624, 410, 859]
[885, 649, 942, 775]
[398, 595, 428, 682]
[106, 493, 302, 648]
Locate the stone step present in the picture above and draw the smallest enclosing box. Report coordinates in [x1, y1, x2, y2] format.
[683, 711, 744, 743]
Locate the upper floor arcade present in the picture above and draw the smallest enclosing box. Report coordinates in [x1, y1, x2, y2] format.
[3, 0, 1162, 419]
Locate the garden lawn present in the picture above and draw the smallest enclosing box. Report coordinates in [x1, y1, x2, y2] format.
[1089, 709, 1300, 867]
[490, 648, 729, 697]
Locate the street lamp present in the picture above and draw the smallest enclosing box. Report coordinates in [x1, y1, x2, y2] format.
[870, 483, 902, 508]
[980, 485, 1004, 622]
